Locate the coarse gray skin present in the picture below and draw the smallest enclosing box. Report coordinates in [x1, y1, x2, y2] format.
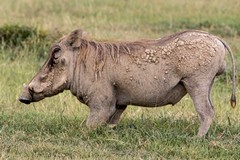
[19, 29, 236, 137]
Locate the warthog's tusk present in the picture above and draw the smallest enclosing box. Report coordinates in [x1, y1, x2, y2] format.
[23, 83, 27, 88]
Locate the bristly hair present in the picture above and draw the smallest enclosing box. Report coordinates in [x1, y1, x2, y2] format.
[76, 38, 146, 79]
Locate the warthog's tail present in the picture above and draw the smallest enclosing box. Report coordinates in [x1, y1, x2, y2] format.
[218, 39, 236, 108]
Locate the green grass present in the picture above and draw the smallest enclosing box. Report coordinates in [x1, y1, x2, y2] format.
[0, 0, 240, 159]
[1, 111, 239, 159]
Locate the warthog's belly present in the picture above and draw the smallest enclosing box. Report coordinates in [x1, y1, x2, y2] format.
[116, 82, 187, 107]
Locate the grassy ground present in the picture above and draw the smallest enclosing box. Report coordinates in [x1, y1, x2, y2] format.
[0, 0, 240, 159]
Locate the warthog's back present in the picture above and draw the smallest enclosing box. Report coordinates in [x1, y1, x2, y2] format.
[110, 31, 227, 107]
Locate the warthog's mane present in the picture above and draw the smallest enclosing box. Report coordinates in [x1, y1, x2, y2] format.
[78, 38, 147, 79]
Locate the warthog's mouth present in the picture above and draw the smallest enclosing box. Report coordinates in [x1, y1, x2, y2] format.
[19, 86, 47, 104]
[19, 95, 32, 104]
[19, 92, 45, 104]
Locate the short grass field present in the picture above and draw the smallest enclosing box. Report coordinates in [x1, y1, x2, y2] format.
[0, 0, 240, 159]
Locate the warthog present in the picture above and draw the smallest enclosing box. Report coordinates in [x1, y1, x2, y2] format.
[19, 29, 236, 137]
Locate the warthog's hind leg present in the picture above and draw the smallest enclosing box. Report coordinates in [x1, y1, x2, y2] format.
[182, 78, 215, 137]
[108, 105, 127, 125]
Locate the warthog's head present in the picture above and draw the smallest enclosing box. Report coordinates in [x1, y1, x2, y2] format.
[19, 29, 87, 104]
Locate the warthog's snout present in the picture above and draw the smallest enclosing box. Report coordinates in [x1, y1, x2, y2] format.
[19, 84, 32, 104]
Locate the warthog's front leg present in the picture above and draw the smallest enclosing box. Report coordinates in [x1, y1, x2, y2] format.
[86, 96, 116, 128]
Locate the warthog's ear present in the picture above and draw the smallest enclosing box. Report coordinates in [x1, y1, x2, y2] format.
[68, 29, 88, 48]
